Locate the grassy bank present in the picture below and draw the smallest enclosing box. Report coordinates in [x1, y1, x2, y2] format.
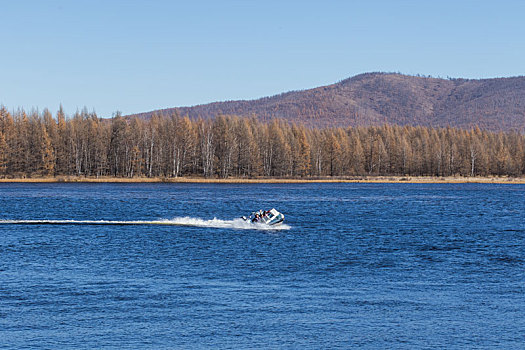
[1, 176, 525, 184]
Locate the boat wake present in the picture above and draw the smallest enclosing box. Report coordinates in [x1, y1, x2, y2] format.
[0, 217, 290, 231]
[164, 217, 290, 230]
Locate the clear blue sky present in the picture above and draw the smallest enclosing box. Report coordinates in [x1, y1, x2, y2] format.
[1, 0, 524, 118]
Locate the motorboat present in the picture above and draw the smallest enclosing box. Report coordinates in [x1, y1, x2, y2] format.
[242, 208, 285, 226]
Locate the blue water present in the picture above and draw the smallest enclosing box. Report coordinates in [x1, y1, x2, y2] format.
[0, 183, 524, 349]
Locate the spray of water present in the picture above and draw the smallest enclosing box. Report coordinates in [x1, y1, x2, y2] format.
[163, 217, 289, 230]
[0, 217, 290, 231]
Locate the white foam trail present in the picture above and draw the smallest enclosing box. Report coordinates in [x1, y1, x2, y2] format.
[0, 217, 290, 231]
[164, 217, 290, 230]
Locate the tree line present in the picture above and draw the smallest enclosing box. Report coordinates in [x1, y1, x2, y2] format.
[0, 106, 524, 178]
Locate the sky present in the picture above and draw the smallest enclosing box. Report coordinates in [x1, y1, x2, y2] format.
[1, 0, 525, 118]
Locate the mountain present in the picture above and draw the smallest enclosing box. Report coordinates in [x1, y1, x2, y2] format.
[128, 73, 525, 132]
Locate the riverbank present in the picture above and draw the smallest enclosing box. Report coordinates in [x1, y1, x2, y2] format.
[1, 176, 525, 184]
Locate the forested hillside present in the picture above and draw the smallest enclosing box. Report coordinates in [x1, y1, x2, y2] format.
[1, 107, 524, 178]
[130, 73, 525, 132]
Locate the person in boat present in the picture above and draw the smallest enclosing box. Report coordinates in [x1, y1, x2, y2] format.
[252, 213, 260, 223]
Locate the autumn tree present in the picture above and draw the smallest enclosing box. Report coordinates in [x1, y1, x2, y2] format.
[198, 119, 214, 177]
[290, 124, 310, 176]
[0, 131, 7, 176]
[0, 106, 524, 179]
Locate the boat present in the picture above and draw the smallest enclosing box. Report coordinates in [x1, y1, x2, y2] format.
[242, 208, 285, 226]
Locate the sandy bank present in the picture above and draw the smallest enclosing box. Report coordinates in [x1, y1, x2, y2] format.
[1, 176, 524, 184]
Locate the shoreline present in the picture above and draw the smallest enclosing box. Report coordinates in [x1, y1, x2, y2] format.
[1, 176, 525, 184]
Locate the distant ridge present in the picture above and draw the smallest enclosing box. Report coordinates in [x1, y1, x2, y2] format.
[128, 73, 525, 132]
